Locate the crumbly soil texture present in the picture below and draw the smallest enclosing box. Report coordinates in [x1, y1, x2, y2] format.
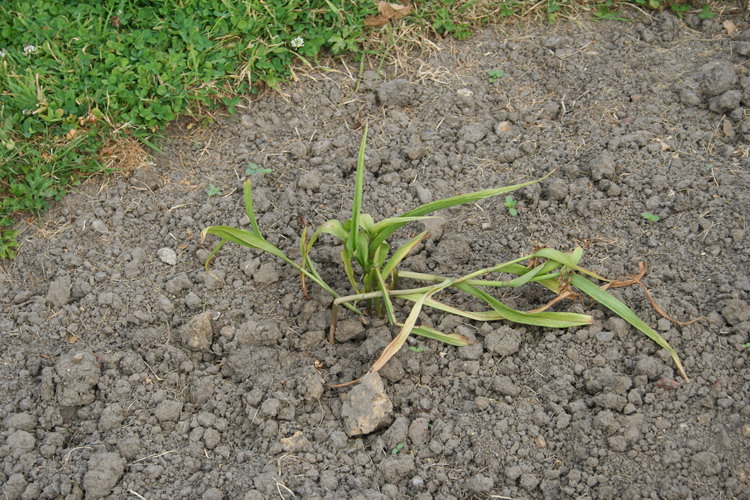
[2, 11, 750, 500]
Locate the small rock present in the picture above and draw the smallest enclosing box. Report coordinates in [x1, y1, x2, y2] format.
[203, 428, 221, 449]
[456, 88, 474, 97]
[708, 90, 742, 114]
[493, 375, 520, 396]
[695, 60, 738, 97]
[280, 431, 310, 452]
[495, 121, 513, 135]
[46, 275, 72, 307]
[236, 317, 282, 346]
[589, 150, 616, 180]
[288, 141, 308, 159]
[157, 247, 177, 265]
[91, 219, 109, 234]
[722, 299, 750, 326]
[376, 79, 415, 107]
[486, 326, 522, 356]
[544, 178, 569, 201]
[55, 351, 100, 406]
[335, 319, 366, 343]
[83, 452, 126, 499]
[179, 311, 215, 351]
[7, 430, 35, 457]
[408, 418, 431, 446]
[459, 123, 488, 144]
[378, 456, 415, 482]
[414, 184, 432, 204]
[298, 170, 321, 191]
[467, 474, 495, 493]
[635, 355, 667, 380]
[691, 451, 722, 476]
[154, 399, 182, 422]
[254, 262, 279, 284]
[341, 372, 394, 436]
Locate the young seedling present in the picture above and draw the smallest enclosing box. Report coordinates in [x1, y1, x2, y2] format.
[206, 184, 222, 197]
[641, 212, 660, 222]
[487, 69, 505, 84]
[246, 163, 273, 176]
[391, 443, 406, 455]
[409, 346, 425, 353]
[202, 125, 690, 384]
[504, 195, 518, 216]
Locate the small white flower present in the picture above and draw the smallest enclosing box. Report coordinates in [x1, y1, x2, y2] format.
[290, 36, 304, 49]
[0, 49, 7, 58]
[23, 44, 37, 55]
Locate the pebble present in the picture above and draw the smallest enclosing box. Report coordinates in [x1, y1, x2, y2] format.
[157, 247, 177, 265]
[340, 372, 394, 436]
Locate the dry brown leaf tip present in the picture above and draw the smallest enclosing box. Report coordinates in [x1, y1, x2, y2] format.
[364, 1, 412, 27]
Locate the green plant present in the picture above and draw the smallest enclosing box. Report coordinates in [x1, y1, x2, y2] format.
[206, 184, 222, 197]
[409, 346, 425, 352]
[670, 3, 691, 18]
[391, 443, 406, 454]
[246, 163, 273, 176]
[202, 126, 689, 383]
[698, 5, 716, 20]
[641, 212, 661, 222]
[504, 195, 518, 216]
[487, 70, 505, 84]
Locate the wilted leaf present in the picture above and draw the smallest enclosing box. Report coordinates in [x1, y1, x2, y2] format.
[364, 1, 412, 27]
[723, 20, 737, 35]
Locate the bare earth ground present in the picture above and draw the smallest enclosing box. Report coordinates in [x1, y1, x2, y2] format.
[1, 10, 749, 500]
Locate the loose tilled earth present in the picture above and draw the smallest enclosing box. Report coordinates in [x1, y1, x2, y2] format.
[2, 10, 750, 500]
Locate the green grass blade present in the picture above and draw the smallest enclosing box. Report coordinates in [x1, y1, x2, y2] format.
[202, 226, 289, 263]
[375, 268, 396, 324]
[242, 179, 261, 235]
[369, 174, 552, 254]
[569, 274, 688, 381]
[455, 283, 592, 328]
[347, 124, 368, 256]
[411, 325, 472, 346]
[381, 230, 428, 278]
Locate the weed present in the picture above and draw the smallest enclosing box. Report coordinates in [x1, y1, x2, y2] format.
[504, 195, 518, 216]
[246, 163, 273, 176]
[698, 5, 716, 20]
[391, 443, 406, 455]
[409, 346, 425, 352]
[202, 127, 689, 384]
[206, 184, 222, 197]
[487, 70, 505, 84]
[641, 212, 661, 222]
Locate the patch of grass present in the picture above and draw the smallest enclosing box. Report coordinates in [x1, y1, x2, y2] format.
[0, 0, 377, 257]
[202, 127, 689, 384]
[1, 0, 718, 259]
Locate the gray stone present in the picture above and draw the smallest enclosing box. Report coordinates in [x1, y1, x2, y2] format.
[7, 430, 35, 457]
[459, 123, 488, 143]
[254, 262, 279, 284]
[486, 326, 522, 356]
[696, 60, 738, 97]
[46, 275, 72, 307]
[467, 474, 495, 493]
[691, 451, 722, 476]
[179, 311, 215, 351]
[298, 170, 321, 191]
[544, 177, 569, 201]
[493, 375, 520, 396]
[590, 150, 616, 180]
[708, 90, 742, 114]
[83, 452, 126, 499]
[376, 79, 415, 107]
[378, 456, 415, 482]
[55, 351, 100, 406]
[236, 317, 282, 346]
[722, 299, 750, 326]
[408, 417, 431, 446]
[341, 372, 394, 436]
[157, 247, 177, 265]
[334, 319, 366, 343]
[5, 412, 36, 432]
[154, 399, 182, 422]
[635, 355, 667, 380]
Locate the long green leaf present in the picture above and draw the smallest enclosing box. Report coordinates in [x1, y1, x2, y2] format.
[410, 325, 472, 346]
[202, 226, 289, 263]
[455, 283, 592, 328]
[381, 230, 428, 278]
[569, 274, 688, 381]
[347, 124, 368, 256]
[242, 179, 261, 235]
[369, 173, 553, 252]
